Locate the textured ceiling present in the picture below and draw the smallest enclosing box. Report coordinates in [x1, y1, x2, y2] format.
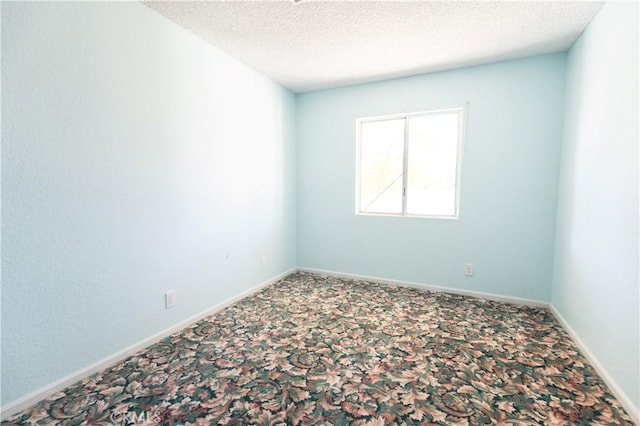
[144, 1, 603, 93]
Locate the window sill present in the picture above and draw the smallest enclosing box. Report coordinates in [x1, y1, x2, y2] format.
[355, 212, 459, 220]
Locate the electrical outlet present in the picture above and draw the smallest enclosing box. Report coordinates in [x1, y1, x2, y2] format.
[464, 263, 473, 276]
[165, 290, 176, 309]
[261, 257, 268, 270]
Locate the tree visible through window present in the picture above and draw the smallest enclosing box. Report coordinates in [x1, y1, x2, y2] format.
[356, 108, 465, 218]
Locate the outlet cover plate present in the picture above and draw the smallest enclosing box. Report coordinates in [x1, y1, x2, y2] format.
[464, 263, 474, 276]
[165, 290, 176, 308]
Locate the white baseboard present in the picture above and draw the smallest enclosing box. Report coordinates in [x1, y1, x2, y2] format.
[549, 305, 639, 424]
[296, 267, 550, 308]
[298, 268, 639, 423]
[0, 268, 296, 421]
[3, 267, 637, 424]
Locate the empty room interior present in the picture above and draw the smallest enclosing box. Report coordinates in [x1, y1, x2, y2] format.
[1, 0, 638, 424]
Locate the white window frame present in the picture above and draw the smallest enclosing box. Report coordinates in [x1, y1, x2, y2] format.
[355, 106, 467, 219]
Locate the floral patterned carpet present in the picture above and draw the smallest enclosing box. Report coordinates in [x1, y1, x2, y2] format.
[3, 272, 633, 425]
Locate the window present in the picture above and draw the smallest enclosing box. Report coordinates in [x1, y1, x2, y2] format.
[356, 107, 466, 218]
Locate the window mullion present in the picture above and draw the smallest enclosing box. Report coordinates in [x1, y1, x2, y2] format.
[401, 116, 410, 215]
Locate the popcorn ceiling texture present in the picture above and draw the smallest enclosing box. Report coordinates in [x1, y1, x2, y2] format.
[144, 1, 602, 93]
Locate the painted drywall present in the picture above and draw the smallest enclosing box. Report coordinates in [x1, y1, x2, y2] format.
[551, 0, 639, 416]
[296, 54, 566, 302]
[1, 2, 296, 406]
[0, 0, 3, 410]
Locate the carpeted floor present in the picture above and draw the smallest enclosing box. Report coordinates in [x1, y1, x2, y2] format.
[3, 272, 634, 425]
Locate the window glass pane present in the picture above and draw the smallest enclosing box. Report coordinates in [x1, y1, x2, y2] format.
[406, 112, 460, 216]
[359, 119, 404, 214]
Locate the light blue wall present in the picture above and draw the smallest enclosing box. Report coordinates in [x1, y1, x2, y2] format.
[1, 2, 296, 406]
[297, 54, 566, 302]
[552, 0, 639, 416]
